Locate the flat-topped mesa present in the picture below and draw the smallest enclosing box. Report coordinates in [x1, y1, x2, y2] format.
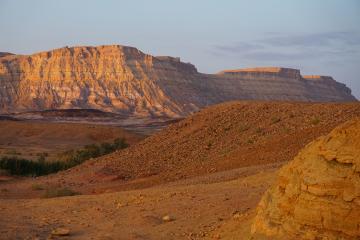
[218, 67, 301, 79]
[155, 56, 197, 73]
[303, 75, 335, 81]
[0, 52, 15, 58]
[156, 56, 180, 62]
[30, 45, 146, 61]
[0, 45, 357, 116]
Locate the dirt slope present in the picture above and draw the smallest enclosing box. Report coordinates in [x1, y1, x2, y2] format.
[2, 101, 359, 198]
[0, 163, 280, 240]
[70, 101, 360, 187]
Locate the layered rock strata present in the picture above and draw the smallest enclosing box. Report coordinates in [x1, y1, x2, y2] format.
[251, 119, 360, 239]
[0, 45, 356, 116]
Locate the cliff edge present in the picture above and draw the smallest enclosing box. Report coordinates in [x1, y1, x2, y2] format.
[0, 45, 356, 116]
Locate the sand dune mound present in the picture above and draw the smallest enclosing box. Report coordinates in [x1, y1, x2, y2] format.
[251, 119, 360, 239]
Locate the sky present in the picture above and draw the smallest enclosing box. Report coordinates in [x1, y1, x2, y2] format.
[1, 0, 359, 98]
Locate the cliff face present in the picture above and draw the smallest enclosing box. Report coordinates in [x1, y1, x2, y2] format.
[0, 45, 356, 116]
[251, 119, 360, 239]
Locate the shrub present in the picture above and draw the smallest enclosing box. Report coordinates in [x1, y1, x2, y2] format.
[271, 117, 281, 124]
[42, 187, 79, 198]
[31, 184, 44, 191]
[311, 118, 320, 125]
[247, 139, 254, 144]
[239, 125, 250, 132]
[256, 127, 264, 134]
[0, 157, 64, 176]
[0, 138, 128, 176]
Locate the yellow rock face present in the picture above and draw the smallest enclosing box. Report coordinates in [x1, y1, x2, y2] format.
[0, 45, 356, 116]
[251, 119, 360, 239]
[0, 45, 201, 117]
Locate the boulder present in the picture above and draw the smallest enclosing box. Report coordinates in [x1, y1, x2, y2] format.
[251, 118, 360, 239]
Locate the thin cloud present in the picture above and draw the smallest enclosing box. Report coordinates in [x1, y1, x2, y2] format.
[243, 49, 358, 61]
[214, 42, 264, 53]
[212, 31, 360, 62]
[263, 31, 360, 47]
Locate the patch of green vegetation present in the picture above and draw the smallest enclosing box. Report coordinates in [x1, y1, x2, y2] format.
[247, 139, 254, 144]
[284, 127, 291, 134]
[31, 184, 45, 191]
[0, 157, 65, 176]
[239, 125, 250, 132]
[0, 138, 128, 176]
[36, 152, 49, 162]
[271, 117, 281, 124]
[311, 118, 321, 125]
[255, 127, 264, 134]
[42, 187, 79, 198]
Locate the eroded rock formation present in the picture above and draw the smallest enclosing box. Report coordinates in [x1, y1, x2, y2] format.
[0, 45, 356, 116]
[251, 119, 360, 239]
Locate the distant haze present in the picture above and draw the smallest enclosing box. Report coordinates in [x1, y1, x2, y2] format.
[1, 0, 359, 98]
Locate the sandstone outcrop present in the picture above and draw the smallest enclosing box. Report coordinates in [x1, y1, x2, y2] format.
[251, 119, 360, 239]
[0, 45, 356, 116]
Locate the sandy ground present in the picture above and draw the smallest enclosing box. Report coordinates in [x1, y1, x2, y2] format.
[1, 101, 360, 239]
[0, 163, 281, 240]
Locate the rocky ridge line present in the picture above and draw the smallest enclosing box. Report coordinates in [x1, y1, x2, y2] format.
[0, 45, 356, 116]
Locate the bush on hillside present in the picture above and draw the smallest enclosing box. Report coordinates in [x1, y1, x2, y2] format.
[0, 138, 129, 176]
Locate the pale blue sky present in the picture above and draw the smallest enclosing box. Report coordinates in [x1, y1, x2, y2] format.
[1, 0, 359, 98]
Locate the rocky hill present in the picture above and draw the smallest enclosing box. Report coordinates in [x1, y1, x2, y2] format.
[251, 118, 360, 239]
[3, 101, 360, 199]
[0, 45, 356, 116]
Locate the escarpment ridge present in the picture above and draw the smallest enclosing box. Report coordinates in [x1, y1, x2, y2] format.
[0, 45, 356, 116]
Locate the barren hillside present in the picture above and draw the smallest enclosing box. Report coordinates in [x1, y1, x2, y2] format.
[1, 103, 360, 239]
[2, 101, 359, 198]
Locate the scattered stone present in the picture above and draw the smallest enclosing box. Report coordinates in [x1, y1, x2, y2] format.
[51, 228, 70, 236]
[116, 202, 128, 209]
[162, 215, 174, 222]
